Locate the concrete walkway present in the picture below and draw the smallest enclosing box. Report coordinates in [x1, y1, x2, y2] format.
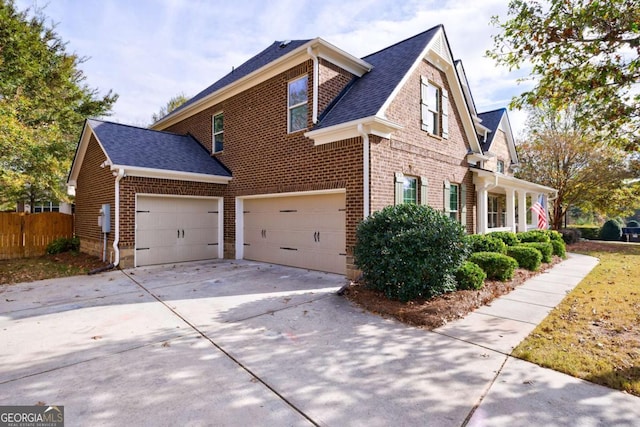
[1, 254, 639, 426]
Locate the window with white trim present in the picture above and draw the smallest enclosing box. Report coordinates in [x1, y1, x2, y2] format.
[420, 77, 449, 138]
[213, 113, 223, 153]
[497, 160, 505, 174]
[488, 195, 499, 228]
[449, 183, 459, 220]
[288, 75, 308, 132]
[403, 176, 417, 204]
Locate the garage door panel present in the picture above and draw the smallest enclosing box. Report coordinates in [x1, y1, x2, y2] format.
[242, 193, 345, 274]
[136, 196, 219, 267]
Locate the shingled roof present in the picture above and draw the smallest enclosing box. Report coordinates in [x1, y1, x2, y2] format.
[477, 108, 507, 153]
[315, 26, 441, 129]
[88, 119, 231, 177]
[165, 39, 312, 119]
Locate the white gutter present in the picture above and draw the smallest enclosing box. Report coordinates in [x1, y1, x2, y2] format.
[307, 46, 319, 124]
[357, 124, 370, 217]
[112, 168, 125, 267]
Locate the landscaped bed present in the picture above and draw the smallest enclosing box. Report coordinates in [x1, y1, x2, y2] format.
[0, 252, 110, 285]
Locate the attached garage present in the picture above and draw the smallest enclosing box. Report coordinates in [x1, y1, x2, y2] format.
[136, 195, 223, 266]
[240, 192, 346, 274]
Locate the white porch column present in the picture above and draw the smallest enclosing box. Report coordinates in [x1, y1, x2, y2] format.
[518, 190, 528, 232]
[477, 186, 488, 234]
[505, 188, 516, 233]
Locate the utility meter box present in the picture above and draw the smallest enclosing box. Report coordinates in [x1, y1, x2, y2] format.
[99, 204, 111, 233]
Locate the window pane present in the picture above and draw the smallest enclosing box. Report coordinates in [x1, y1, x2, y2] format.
[427, 85, 438, 109]
[403, 177, 417, 204]
[450, 184, 458, 211]
[214, 134, 224, 152]
[290, 104, 307, 132]
[214, 114, 223, 133]
[288, 76, 308, 106]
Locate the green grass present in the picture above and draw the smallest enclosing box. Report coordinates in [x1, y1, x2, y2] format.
[513, 242, 640, 396]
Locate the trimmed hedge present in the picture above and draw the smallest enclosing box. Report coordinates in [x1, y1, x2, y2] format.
[571, 226, 599, 240]
[599, 219, 622, 241]
[46, 237, 80, 255]
[517, 230, 551, 243]
[354, 204, 469, 302]
[468, 252, 518, 281]
[467, 234, 507, 254]
[487, 231, 520, 246]
[455, 261, 486, 290]
[550, 239, 567, 258]
[560, 228, 581, 244]
[520, 242, 553, 263]
[507, 246, 542, 271]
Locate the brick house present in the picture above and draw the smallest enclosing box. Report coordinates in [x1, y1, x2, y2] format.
[67, 25, 555, 277]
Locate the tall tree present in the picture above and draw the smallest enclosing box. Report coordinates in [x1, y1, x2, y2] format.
[0, 0, 117, 210]
[151, 93, 189, 123]
[488, 0, 640, 150]
[515, 104, 640, 228]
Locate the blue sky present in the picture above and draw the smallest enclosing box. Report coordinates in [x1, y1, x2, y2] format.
[17, 0, 531, 135]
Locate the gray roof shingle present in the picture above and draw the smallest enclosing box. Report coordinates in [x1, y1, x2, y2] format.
[315, 26, 441, 129]
[477, 108, 506, 152]
[165, 39, 312, 120]
[88, 119, 231, 177]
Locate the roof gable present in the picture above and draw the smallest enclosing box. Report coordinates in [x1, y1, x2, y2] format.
[478, 108, 519, 163]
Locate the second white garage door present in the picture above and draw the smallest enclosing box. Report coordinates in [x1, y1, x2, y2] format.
[136, 196, 221, 266]
[243, 192, 346, 274]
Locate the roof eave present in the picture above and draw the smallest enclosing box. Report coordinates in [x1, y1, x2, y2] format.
[67, 120, 113, 194]
[110, 165, 232, 184]
[304, 116, 403, 145]
[471, 168, 557, 193]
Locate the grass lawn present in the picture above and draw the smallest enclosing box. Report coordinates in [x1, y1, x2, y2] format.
[513, 241, 640, 396]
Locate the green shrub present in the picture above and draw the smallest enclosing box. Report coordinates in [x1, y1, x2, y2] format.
[507, 246, 542, 271]
[560, 228, 581, 244]
[571, 226, 599, 240]
[487, 231, 520, 246]
[599, 219, 622, 241]
[354, 204, 470, 302]
[468, 252, 518, 281]
[627, 220, 640, 228]
[517, 230, 551, 243]
[550, 239, 567, 259]
[455, 261, 487, 290]
[541, 229, 563, 242]
[46, 236, 80, 255]
[519, 242, 553, 263]
[467, 234, 507, 254]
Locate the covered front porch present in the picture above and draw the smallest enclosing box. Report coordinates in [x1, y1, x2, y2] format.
[472, 169, 557, 234]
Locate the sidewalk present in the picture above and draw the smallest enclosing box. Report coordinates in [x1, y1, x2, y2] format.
[435, 253, 640, 426]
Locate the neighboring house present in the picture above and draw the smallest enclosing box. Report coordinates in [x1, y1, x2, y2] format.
[67, 25, 555, 277]
[17, 201, 73, 214]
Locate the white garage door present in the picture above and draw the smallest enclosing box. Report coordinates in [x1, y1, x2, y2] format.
[243, 193, 346, 274]
[136, 196, 220, 266]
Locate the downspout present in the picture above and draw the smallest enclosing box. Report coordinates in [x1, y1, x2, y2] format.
[307, 46, 319, 124]
[112, 168, 125, 267]
[357, 124, 370, 217]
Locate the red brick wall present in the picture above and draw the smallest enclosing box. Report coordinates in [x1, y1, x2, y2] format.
[372, 58, 477, 232]
[318, 58, 354, 115]
[484, 129, 513, 175]
[166, 60, 364, 271]
[74, 135, 116, 257]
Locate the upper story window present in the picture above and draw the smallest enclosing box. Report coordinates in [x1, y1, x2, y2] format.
[497, 159, 505, 174]
[288, 75, 308, 133]
[213, 112, 223, 153]
[420, 77, 449, 139]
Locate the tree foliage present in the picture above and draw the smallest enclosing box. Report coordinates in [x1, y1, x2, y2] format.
[0, 1, 117, 210]
[151, 93, 189, 123]
[488, 0, 640, 150]
[515, 104, 640, 228]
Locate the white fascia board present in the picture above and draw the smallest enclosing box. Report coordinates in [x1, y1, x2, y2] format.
[472, 168, 556, 193]
[112, 165, 232, 184]
[467, 152, 491, 163]
[153, 38, 373, 131]
[499, 113, 519, 163]
[314, 39, 372, 76]
[67, 122, 113, 189]
[304, 116, 403, 146]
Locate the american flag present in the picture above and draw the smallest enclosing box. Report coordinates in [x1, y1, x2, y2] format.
[530, 195, 548, 229]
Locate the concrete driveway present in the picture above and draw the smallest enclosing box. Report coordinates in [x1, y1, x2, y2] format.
[1, 259, 638, 426]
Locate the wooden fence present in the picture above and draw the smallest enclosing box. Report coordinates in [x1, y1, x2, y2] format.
[0, 212, 74, 260]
